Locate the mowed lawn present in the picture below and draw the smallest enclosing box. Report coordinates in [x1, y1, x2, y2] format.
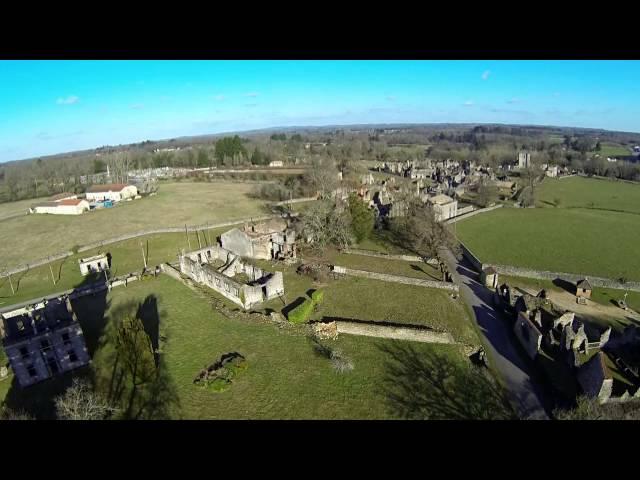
[536, 176, 640, 214]
[457, 207, 640, 281]
[0, 182, 269, 269]
[0, 275, 474, 419]
[457, 177, 640, 281]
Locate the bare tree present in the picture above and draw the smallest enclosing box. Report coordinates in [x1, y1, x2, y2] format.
[54, 378, 116, 420]
[304, 157, 339, 199]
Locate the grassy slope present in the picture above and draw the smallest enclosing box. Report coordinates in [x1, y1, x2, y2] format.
[0, 182, 268, 269]
[1, 275, 472, 419]
[457, 176, 640, 281]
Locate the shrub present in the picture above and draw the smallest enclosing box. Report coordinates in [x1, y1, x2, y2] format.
[330, 350, 354, 374]
[311, 289, 324, 304]
[288, 298, 315, 324]
[71, 245, 80, 254]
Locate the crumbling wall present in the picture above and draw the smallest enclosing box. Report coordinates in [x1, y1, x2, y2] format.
[513, 312, 543, 359]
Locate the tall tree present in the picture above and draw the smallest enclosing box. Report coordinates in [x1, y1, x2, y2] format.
[348, 193, 374, 243]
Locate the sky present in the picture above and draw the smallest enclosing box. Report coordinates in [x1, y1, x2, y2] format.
[1, 60, 639, 162]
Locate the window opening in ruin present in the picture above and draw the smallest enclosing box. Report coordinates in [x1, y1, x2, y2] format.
[68, 350, 78, 363]
[27, 365, 37, 377]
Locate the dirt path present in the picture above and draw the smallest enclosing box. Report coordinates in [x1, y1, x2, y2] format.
[518, 286, 640, 323]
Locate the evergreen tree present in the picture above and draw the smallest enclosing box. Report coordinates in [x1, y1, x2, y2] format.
[348, 193, 374, 243]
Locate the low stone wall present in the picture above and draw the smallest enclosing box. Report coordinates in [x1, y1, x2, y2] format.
[332, 319, 455, 344]
[491, 264, 640, 293]
[445, 204, 503, 224]
[333, 266, 458, 292]
[460, 243, 484, 273]
[342, 248, 438, 265]
[272, 196, 318, 206]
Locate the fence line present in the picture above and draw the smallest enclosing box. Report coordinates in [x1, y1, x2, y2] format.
[332, 266, 459, 292]
[0, 213, 287, 279]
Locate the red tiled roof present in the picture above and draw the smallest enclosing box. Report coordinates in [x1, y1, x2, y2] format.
[57, 199, 85, 206]
[49, 192, 76, 201]
[86, 183, 131, 193]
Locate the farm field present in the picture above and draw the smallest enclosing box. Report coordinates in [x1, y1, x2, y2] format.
[326, 250, 442, 281]
[536, 176, 640, 213]
[0, 275, 490, 419]
[0, 196, 49, 221]
[0, 182, 270, 269]
[0, 228, 229, 306]
[597, 142, 631, 158]
[457, 177, 640, 281]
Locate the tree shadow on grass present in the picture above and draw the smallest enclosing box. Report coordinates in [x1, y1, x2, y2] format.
[93, 295, 180, 420]
[376, 341, 517, 420]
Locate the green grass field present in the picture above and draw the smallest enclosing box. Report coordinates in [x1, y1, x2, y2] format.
[0, 182, 269, 269]
[536, 176, 640, 214]
[0, 196, 50, 221]
[1, 275, 484, 419]
[596, 142, 631, 158]
[457, 177, 640, 281]
[0, 228, 232, 306]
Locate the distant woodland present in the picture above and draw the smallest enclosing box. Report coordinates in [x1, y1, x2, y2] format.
[1, 124, 640, 203]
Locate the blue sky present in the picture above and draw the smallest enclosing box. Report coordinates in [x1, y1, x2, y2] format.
[1, 60, 639, 162]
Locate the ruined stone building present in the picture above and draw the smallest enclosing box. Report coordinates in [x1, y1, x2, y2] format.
[78, 253, 109, 276]
[426, 194, 458, 222]
[179, 244, 284, 310]
[1, 296, 90, 388]
[518, 152, 531, 169]
[220, 218, 296, 261]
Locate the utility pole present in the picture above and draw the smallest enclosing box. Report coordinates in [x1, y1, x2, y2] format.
[185, 224, 191, 250]
[7, 272, 15, 295]
[48, 260, 56, 286]
[140, 242, 147, 270]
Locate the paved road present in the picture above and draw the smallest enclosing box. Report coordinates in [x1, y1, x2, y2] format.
[440, 248, 551, 420]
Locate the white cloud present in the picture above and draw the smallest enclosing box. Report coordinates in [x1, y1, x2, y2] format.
[506, 97, 521, 104]
[244, 92, 259, 97]
[463, 100, 474, 107]
[213, 94, 225, 101]
[130, 103, 144, 110]
[481, 70, 491, 81]
[386, 95, 396, 102]
[56, 95, 79, 105]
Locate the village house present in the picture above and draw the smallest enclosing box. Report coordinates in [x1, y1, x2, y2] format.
[518, 152, 531, 169]
[575, 278, 592, 299]
[426, 194, 458, 222]
[0, 296, 90, 388]
[179, 244, 284, 309]
[85, 183, 138, 203]
[220, 218, 296, 261]
[29, 198, 90, 215]
[480, 266, 499, 289]
[78, 254, 109, 276]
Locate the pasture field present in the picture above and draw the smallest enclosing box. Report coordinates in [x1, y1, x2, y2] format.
[457, 176, 640, 281]
[0, 196, 50, 221]
[0, 275, 483, 419]
[597, 142, 631, 158]
[0, 182, 269, 269]
[0, 228, 228, 306]
[536, 176, 640, 213]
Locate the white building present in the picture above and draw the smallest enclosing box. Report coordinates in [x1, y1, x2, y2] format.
[427, 194, 458, 222]
[29, 199, 90, 215]
[86, 183, 138, 202]
[78, 254, 109, 276]
[268, 160, 284, 168]
[545, 165, 559, 178]
[518, 152, 531, 169]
